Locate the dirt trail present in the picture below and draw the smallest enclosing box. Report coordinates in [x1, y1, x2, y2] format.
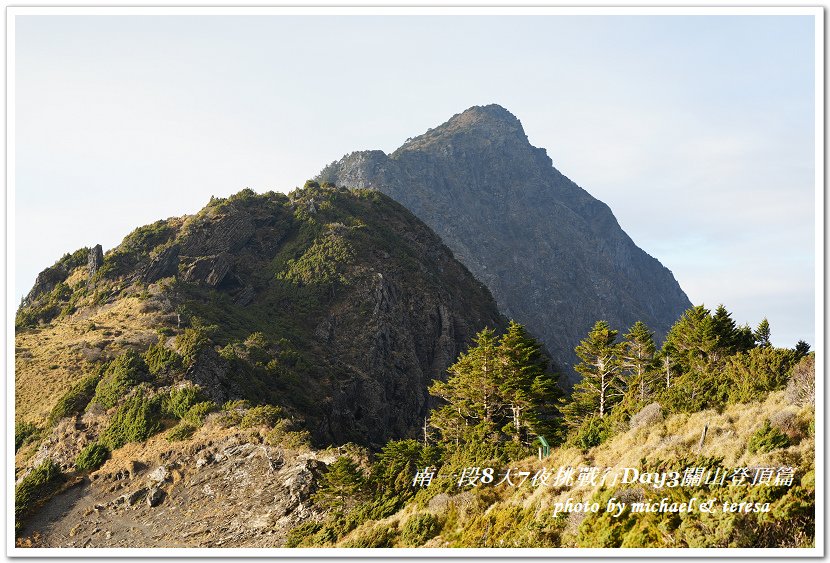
[18, 430, 328, 548]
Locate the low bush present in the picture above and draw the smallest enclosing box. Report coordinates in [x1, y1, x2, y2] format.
[770, 410, 807, 443]
[100, 389, 163, 450]
[175, 326, 213, 365]
[15, 459, 64, 530]
[75, 443, 110, 472]
[182, 401, 218, 425]
[215, 400, 251, 428]
[572, 416, 612, 450]
[786, 354, 815, 406]
[342, 523, 398, 548]
[166, 422, 198, 442]
[90, 351, 148, 410]
[240, 405, 284, 429]
[163, 384, 204, 419]
[283, 521, 323, 547]
[629, 402, 663, 430]
[400, 513, 441, 546]
[748, 419, 790, 454]
[14, 422, 41, 452]
[144, 341, 182, 375]
[48, 373, 101, 425]
[265, 419, 312, 450]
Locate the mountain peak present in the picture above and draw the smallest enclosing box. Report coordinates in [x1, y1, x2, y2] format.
[452, 104, 521, 126]
[395, 104, 528, 155]
[320, 106, 692, 381]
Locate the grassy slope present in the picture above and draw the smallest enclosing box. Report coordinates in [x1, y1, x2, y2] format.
[336, 391, 814, 548]
[15, 296, 163, 425]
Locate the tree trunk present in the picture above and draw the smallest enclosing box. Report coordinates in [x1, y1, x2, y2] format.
[599, 373, 606, 418]
[512, 404, 522, 442]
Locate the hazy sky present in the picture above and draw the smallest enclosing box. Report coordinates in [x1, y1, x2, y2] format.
[13, 12, 817, 347]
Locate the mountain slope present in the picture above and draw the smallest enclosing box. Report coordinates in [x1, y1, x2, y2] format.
[15, 185, 506, 449]
[319, 105, 692, 380]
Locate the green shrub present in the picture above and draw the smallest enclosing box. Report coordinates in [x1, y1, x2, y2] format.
[166, 422, 198, 442]
[314, 456, 366, 513]
[14, 422, 41, 452]
[342, 524, 398, 548]
[166, 401, 217, 441]
[277, 232, 355, 287]
[14, 249, 90, 328]
[748, 419, 790, 454]
[240, 405, 284, 428]
[265, 419, 312, 450]
[100, 390, 163, 450]
[400, 513, 441, 546]
[182, 401, 218, 425]
[15, 459, 64, 530]
[48, 373, 100, 425]
[175, 326, 213, 365]
[572, 416, 612, 450]
[75, 443, 110, 472]
[725, 347, 798, 404]
[15, 281, 75, 328]
[163, 385, 204, 419]
[224, 399, 253, 411]
[144, 341, 182, 375]
[90, 351, 148, 410]
[284, 521, 323, 547]
[215, 400, 251, 427]
[243, 332, 270, 365]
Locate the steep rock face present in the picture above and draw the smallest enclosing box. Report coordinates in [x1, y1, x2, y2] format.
[319, 105, 691, 380]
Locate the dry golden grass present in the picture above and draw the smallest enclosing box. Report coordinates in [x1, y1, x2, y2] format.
[15, 295, 164, 425]
[591, 391, 812, 470]
[90, 417, 253, 479]
[380, 391, 816, 547]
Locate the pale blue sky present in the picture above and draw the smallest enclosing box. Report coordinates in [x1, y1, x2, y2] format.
[14, 13, 817, 347]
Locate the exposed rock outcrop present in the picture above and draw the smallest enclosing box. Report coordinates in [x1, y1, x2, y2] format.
[88, 245, 104, 279]
[142, 244, 179, 283]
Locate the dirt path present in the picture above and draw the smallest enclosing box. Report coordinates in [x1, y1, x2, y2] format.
[17, 431, 327, 548]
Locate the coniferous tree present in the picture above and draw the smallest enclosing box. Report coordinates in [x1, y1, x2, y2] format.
[794, 340, 811, 360]
[754, 318, 772, 348]
[711, 305, 756, 358]
[712, 305, 737, 348]
[429, 328, 500, 434]
[733, 323, 757, 353]
[313, 456, 366, 514]
[662, 305, 718, 373]
[496, 321, 556, 444]
[619, 321, 657, 403]
[658, 305, 736, 412]
[561, 321, 621, 428]
[428, 323, 559, 452]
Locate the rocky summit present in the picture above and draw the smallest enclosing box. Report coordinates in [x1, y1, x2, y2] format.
[319, 104, 692, 381]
